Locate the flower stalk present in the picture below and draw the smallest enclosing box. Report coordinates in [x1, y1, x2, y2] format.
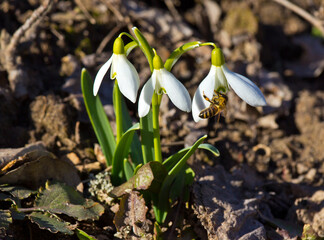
[113, 80, 123, 143]
[152, 92, 162, 163]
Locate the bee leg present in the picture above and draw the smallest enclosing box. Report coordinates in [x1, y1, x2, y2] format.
[202, 91, 213, 103]
[213, 90, 221, 100]
[216, 113, 221, 124]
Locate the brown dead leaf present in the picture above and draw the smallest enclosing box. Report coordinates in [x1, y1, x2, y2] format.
[114, 191, 152, 239]
[0, 142, 45, 169]
[0, 147, 81, 190]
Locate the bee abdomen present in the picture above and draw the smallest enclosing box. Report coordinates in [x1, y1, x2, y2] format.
[199, 107, 217, 119]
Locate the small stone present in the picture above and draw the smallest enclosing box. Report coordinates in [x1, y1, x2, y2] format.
[305, 168, 317, 181]
[296, 163, 308, 175]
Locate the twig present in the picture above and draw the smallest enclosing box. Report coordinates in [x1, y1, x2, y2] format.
[96, 23, 126, 54]
[272, 0, 324, 36]
[100, 0, 133, 32]
[2, 0, 57, 97]
[164, 0, 182, 22]
[74, 0, 96, 24]
[6, 0, 56, 67]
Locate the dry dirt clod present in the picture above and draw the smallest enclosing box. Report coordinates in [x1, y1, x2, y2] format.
[290, 190, 324, 237]
[192, 165, 267, 240]
[29, 94, 77, 150]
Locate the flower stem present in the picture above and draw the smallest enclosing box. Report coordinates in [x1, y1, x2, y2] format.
[152, 92, 162, 163]
[199, 42, 217, 48]
[114, 80, 123, 143]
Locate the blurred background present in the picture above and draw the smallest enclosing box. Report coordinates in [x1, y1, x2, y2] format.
[0, 0, 323, 239]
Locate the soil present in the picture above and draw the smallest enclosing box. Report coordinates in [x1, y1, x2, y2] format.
[0, 0, 323, 239]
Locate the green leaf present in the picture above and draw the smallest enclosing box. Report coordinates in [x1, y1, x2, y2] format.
[169, 135, 206, 176]
[123, 159, 134, 181]
[29, 212, 74, 235]
[164, 41, 201, 71]
[140, 110, 154, 164]
[155, 135, 207, 223]
[163, 143, 219, 172]
[198, 143, 220, 156]
[120, 91, 143, 167]
[125, 41, 138, 56]
[109, 162, 167, 198]
[311, 27, 323, 38]
[302, 224, 322, 240]
[75, 228, 97, 240]
[0, 210, 12, 230]
[0, 184, 36, 199]
[132, 27, 154, 71]
[169, 166, 195, 202]
[81, 68, 116, 166]
[35, 181, 105, 221]
[111, 123, 140, 185]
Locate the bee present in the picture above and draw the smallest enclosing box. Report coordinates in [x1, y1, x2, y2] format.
[199, 90, 227, 121]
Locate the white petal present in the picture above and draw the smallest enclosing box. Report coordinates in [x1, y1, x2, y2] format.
[151, 70, 158, 91]
[138, 78, 154, 118]
[192, 66, 217, 122]
[114, 54, 140, 103]
[93, 56, 112, 96]
[215, 66, 229, 91]
[222, 65, 266, 106]
[160, 69, 191, 113]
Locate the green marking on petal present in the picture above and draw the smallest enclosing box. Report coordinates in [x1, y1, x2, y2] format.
[111, 72, 116, 79]
[216, 86, 227, 93]
[156, 88, 165, 95]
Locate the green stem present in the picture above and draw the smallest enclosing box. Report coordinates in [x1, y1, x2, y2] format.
[152, 92, 162, 163]
[119, 32, 137, 42]
[199, 42, 217, 48]
[114, 80, 123, 143]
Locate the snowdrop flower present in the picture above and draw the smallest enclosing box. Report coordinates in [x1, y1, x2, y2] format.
[93, 37, 140, 103]
[138, 51, 191, 118]
[192, 48, 266, 122]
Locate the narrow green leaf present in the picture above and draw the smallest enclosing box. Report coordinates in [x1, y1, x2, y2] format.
[81, 68, 116, 166]
[140, 110, 154, 164]
[155, 135, 207, 223]
[169, 135, 207, 176]
[75, 228, 96, 240]
[111, 123, 140, 185]
[169, 166, 194, 202]
[164, 41, 201, 71]
[132, 27, 154, 71]
[125, 41, 138, 56]
[198, 143, 220, 157]
[163, 143, 219, 172]
[123, 159, 134, 181]
[120, 91, 143, 167]
[133, 164, 142, 175]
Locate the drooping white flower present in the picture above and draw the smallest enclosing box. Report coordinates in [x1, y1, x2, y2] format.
[93, 37, 140, 103]
[192, 48, 267, 122]
[138, 52, 191, 118]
